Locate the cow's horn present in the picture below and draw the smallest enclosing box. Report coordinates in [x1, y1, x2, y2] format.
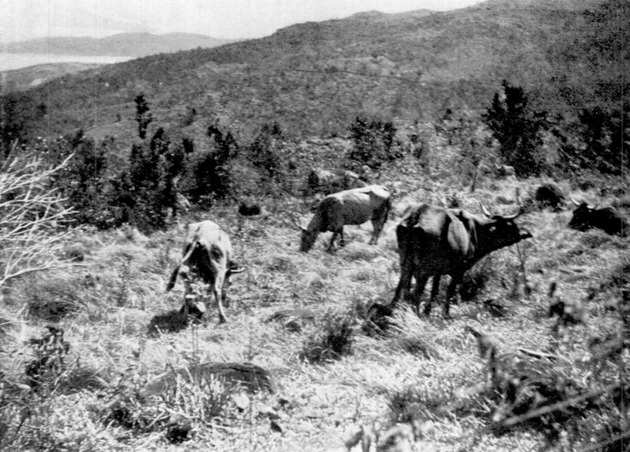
[503, 209, 522, 220]
[480, 202, 493, 217]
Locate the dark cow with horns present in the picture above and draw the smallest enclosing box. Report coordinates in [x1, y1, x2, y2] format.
[569, 199, 629, 237]
[391, 204, 532, 317]
[298, 185, 392, 252]
[166, 221, 243, 323]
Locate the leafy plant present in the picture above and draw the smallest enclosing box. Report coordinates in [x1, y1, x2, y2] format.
[300, 311, 355, 363]
[348, 116, 400, 169]
[134, 94, 153, 140]
[247, 122, 284, 183]
[111, 127, 185, 232]
[188, 124, 239, 205]
[483, 80, 548, 177]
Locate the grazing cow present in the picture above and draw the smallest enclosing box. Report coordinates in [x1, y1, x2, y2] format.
[392, 204, 531, 317]
[535, 183, 565, 211]
[569, 199, 629, 237]
[166, 221, 244, 323]
[299, 185, 391, 252]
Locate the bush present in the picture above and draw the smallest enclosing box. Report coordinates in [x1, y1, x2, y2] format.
[577, 106, 629, 174]
[187, 124, 239, 206]
[482, 80, 547, 177]
[247, 122, 284, 183]
[300, 310, 355, 363]
[348, 116, 400, 169]
[111, 128, 185, 232]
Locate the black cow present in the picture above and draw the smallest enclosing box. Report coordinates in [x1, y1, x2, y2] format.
[569, 199, 629, 237]
[535, 183, 565, 211]
[392, 204, 532, 317]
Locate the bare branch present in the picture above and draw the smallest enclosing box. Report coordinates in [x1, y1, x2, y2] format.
[0, 153, 75, 287]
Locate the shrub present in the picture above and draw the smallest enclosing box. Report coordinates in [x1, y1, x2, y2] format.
[187, 124, 239, 205]
[577, 106, 629, 174]
[45, 131, 111, 227]
[300, 311, 355, 363]
[111, 128, 186, 232]
[482, 80, 547, 177]
[247, 122, 284, 183]
[348, 116, 400, 169]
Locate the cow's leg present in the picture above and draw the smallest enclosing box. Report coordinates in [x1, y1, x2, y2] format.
[425, 275, 440, 316]
[370, 216, 386, 245]
[221, 277, 231, 308]
[327, 232, 338, 252]
[214, 275, 228, 324]
[369, 220, 380, 245]
[443, 274, 462, 319]
[339, 228, 346, 248]
[411, 274, 428, 317]
[327, 228, 344, 252]
[392, 262, 414, 307]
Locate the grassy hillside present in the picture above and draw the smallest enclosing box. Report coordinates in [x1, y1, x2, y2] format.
[0, 135, 627, 450]
[4, 33, 237, 57]
[2, 0, 626, 146]
[0, 62, 102, 92]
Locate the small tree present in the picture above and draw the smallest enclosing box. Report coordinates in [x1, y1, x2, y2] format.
[348, 117, 399, 169]
[134, 94, 153, 140]
[112, 127, 185, 231]
[45, 130, 110, 227]
[482, 80, 547, 177]
[578, 106, 629, 174]
[248, 122, 284, 183]
[0, 153, 73, 287]
[189, 124, 239, 204]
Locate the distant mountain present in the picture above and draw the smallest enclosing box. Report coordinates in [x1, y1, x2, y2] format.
[3, 32, 238, 57]
[1, 0, 626, 146]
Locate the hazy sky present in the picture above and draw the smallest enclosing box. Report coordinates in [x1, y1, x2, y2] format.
[2, 0, 482, 43]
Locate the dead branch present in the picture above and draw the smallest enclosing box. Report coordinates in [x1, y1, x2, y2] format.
[0, 153, 75, 287]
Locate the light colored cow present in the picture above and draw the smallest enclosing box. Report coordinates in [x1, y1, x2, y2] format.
[299, 185, 392, 252]
[166, 220, 243, 323]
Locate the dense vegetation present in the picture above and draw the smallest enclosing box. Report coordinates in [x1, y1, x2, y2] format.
[1, 0, 627, 152]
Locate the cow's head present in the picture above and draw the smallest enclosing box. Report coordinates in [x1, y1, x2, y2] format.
[480, 204, 532, 250]
[300, 228, 318, 252]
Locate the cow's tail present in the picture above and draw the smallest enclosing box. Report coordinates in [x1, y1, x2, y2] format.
[165, 240, 198, 292]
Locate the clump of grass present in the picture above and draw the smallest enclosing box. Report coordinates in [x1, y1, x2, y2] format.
[9, 276, 87, 322]
[459, 257, 494, 302]
[588, 257, 630, 305]
[110, 255, 132, 307]
[299, 310, 355, 363]
[102, 365, 244, 445]
[386, 373, 487, 425]
[580, 231, 613, 249]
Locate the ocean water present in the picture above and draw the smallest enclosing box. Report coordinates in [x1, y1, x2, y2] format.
[0, 52, 134, 71]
